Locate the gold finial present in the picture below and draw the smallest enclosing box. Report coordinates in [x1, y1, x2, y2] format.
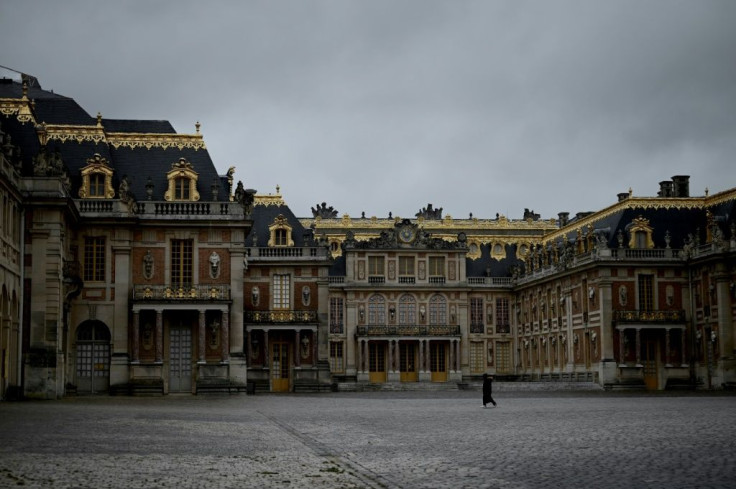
[97, 112, 103, 127]
[276, 184, 280, 195]
[628, 187, 633, 196]
[195, 121, 200, 134]
[705, 187, 709, 196]
[22, 80, 28, 98]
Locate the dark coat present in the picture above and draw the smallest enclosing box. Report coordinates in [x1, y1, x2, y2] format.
[482, 376, 494, 405]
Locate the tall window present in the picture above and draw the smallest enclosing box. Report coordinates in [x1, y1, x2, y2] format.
[171, 239, 193, 287]
[399, 256, 414, 276]
[83, 237, 105, 282]
[368, 294, 386, 325]
[470, 298, 484, 333]
[273, 274, 291, 309]
[368, 256, 385, 276]
[174, 177, 191, 200]
[399, 294, 416, 325]
[495, 297, 510, 334]
[89, 173, 106, 197]
[638, 274, 654, 311]
[429, 294, 447, 325]
[330, 297, 344, 333]
[329, 341, 344, 373]
[428, 257, 445, 277]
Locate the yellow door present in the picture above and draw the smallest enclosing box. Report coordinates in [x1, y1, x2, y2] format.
[369, 342, 386, 383]
[430, 342, 447, 382]
[399, 342, 418, 382]
[642, 339, 658, 390]
[271, 342, 290, 392]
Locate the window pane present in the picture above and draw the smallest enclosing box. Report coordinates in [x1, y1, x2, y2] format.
[171, 239, 193, 287]
[84, 237, 105, 282]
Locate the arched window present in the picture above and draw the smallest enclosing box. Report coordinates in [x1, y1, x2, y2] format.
[164, 158, 200, 202]
[398, 294, 416, 325]
[368, 294, 386, 325]
[174, 177, 191, 200]
[429, 294, 447, 325]
[78, 154, 115, 199]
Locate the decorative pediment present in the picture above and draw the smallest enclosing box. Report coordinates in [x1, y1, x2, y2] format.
[342, 219, 468, 251]
[78, 153, 115, 198]
[164, 158, 200, 201]
[268, 214, 294, 247]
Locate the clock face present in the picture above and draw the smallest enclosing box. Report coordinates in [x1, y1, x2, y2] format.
[399, 226, 415, 243]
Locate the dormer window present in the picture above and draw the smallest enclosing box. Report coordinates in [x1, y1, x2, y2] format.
[164, 158, 200, 202]
[268, 214, 294, 247]
[627, 216, 655, 249]
[78, 153, 115, 199]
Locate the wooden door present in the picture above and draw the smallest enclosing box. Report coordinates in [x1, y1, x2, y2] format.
[399, 342, 418, 382]
[369, 342, 386, 383]
[430, 342, 447, 382]
[642, 339, 659, 390]
[271, 342, 290, 392]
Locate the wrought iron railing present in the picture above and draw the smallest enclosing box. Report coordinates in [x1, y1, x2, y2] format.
[245, 310, 318, 323]
[614, 309, 686, 323]
[133, 284, 231, 301]
[357, 325, 460, 336]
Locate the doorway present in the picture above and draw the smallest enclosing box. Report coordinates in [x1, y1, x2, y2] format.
[430, 342, 447, 382]
[642, 338, 659, 390]
[369, 342, 386, 383]
[169, 325, 192, 392]
[75, 321, 111, 394]
[271, 341, 290, 392]
[399, 341, 418, 382]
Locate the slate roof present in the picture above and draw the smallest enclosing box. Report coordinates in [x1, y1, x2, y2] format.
[246, 203, 313, 248]
[0, 77, 223, 201]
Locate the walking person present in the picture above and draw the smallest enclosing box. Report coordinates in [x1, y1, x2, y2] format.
[482, 373, 497, 408]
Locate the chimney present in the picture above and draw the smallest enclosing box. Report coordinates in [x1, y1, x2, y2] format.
[672, 175, 690, 198]
[658, 181, 674, 197]
[558, 212, 569, 226]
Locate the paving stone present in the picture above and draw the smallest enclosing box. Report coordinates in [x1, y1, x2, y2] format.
[0, 391, 734, 488]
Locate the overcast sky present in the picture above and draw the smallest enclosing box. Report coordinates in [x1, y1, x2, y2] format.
[2, 1, 735, 219]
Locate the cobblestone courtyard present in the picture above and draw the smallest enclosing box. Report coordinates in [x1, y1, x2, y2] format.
[1, 391, 735, 488]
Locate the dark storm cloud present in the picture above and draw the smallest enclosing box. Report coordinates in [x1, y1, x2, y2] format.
[2, 0, 734, 219]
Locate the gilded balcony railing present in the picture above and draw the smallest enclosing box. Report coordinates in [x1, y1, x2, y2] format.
[133, 284, 231, 301]
[357, 325, 460, 336]
[614, 309, 685, 323]
[245, 310, 318, 323]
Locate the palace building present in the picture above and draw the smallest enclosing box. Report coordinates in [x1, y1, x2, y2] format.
[1, 69, 734, 398]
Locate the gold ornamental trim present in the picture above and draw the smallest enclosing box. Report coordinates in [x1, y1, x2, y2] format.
[0, 98, 34, 124]
[254, 186, 285, 207]
[41, 124, 106, 145]
[106, 132, 206, 151]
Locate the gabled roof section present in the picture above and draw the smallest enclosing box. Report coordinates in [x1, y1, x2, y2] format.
[247, 199, 312, 248]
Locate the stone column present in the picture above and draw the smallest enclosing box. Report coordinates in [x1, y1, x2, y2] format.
[263, 330, 269, 367]
[131, 310, 140, 364]
[565, 291, 574, 372]
[312, 328, 318, 365]
[455, 339, 460, 372]
[681, 329, 687, 367]
[357, 338, 363, 373]
[388, 339, 394, 372]
[294, 330, 301, 367]
[221, 310, 229, 363]
[714, 263, 734, 385]
[155, 309, 163, 364]
[198, 309, 206, 364]
[418, 339, 425, 373]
